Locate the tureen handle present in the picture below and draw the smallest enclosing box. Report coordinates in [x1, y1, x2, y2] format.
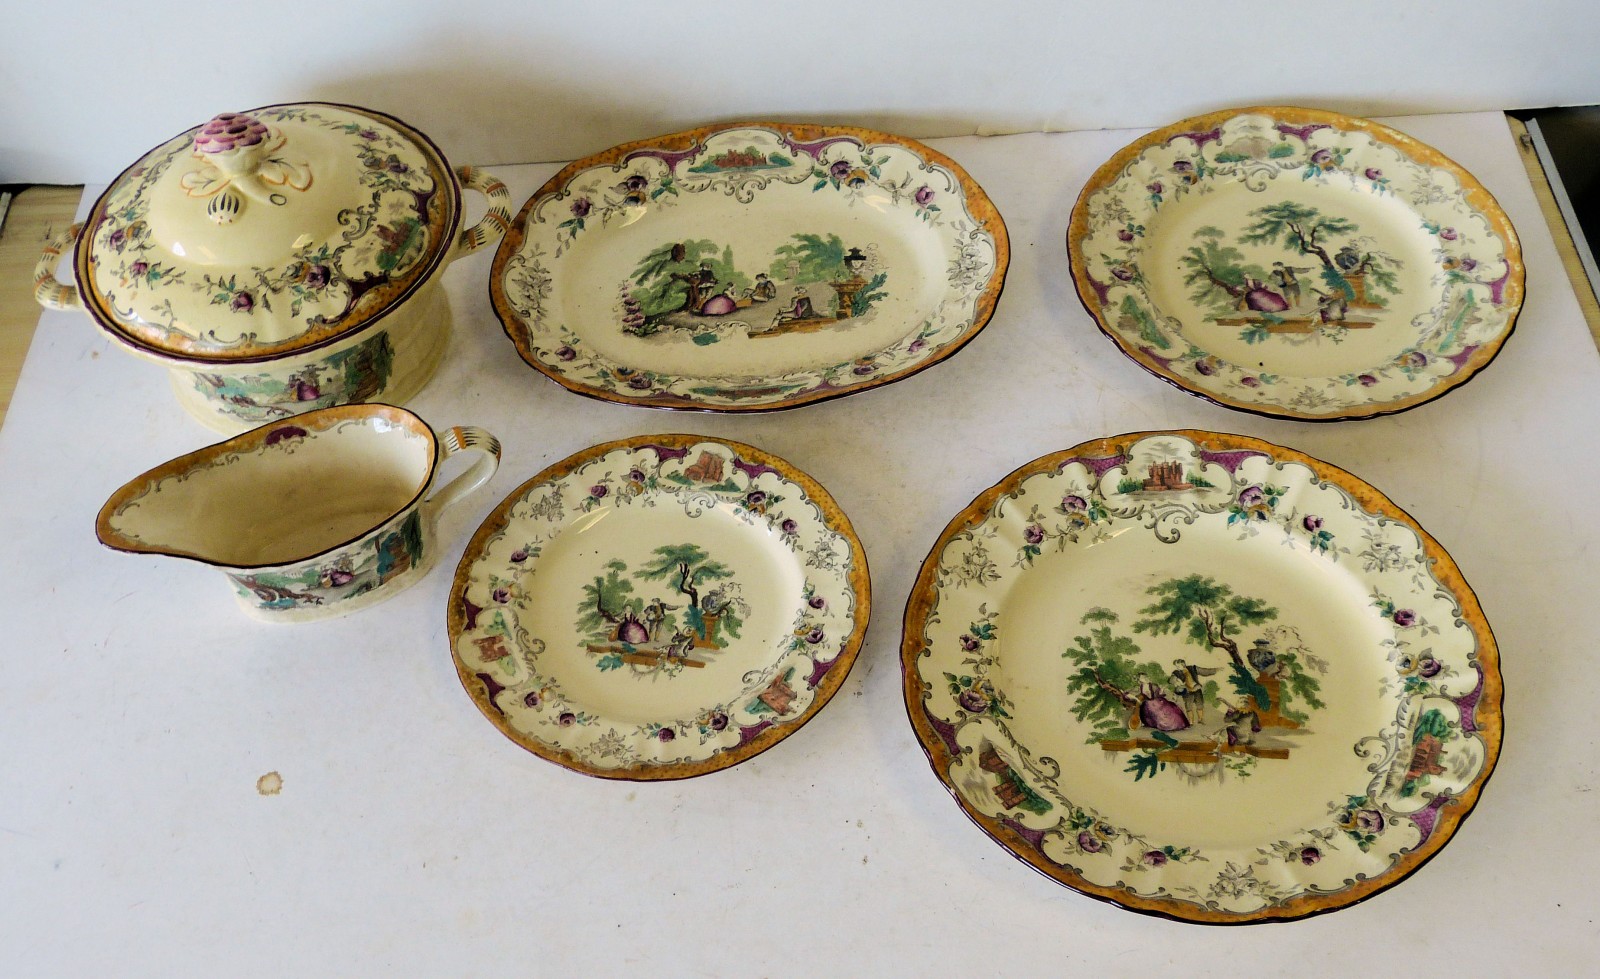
[427, 425, 502, 512]
[34, 222, 83, 310]
[450, 167, 512, 260]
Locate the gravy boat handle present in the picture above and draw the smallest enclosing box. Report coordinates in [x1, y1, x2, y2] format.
[428, 426, 502, 511]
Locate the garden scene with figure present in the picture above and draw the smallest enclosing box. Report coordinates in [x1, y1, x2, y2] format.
[619, 234, 888, 344]
[1063, 575, 1328, 782]
[577, 543, 752, 677]
[1180, 201, 1401, 343]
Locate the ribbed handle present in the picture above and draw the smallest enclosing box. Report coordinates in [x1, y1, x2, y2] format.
[428, 425, 502, 511]
[452, 166, 512, 259]
[34, 222, 83, 310]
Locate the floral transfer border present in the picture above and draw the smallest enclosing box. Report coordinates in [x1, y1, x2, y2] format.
[899, 430, 1502, 924]
[95, 403, 439, 570]
[448, 433, 872, 780]
[74, 102, 462, 365]
[1067, 106, 1524, 422]
[488, 121, 1009, 412]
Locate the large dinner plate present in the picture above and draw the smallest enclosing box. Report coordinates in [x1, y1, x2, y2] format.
[901, 431, 1501, 922]
[450, 435, 869, 779]
[490, 123, 1008, 411]
[1069, 107, 1523, 421]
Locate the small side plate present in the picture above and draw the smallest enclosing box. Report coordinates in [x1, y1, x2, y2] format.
[450, 434, 869, 779]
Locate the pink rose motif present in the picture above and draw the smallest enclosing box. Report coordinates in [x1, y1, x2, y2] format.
[958, 688, 989, 713]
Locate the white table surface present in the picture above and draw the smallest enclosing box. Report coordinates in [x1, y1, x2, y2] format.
[3, 113, 1597, 975]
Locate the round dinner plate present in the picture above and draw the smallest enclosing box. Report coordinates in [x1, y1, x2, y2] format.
[901, 431, 1501, 923]
[450, 435, 868, 779]
[1069, 107, 1522, 421]
[490, 122, 1008, 411]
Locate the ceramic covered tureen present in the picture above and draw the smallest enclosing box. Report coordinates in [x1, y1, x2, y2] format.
[34, 102, 510, 432]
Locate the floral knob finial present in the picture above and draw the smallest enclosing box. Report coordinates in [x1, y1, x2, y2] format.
[193, 112, 270, 177]
[191, 112, 274, 225]
[194, 112, 268, 153]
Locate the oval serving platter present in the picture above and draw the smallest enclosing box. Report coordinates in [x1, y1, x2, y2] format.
[450, 434, 869, 779]
[901, 431, 1501, 923]
[1069, 107, 1523, 421]
[491, 123, 1008, 411]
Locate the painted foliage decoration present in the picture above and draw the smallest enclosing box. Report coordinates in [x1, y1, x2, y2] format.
[449, 435, 870, 779]
[619, 234, 887, 346]
[902, 431, 1501, 922]
[192, 331, 396, 424]
[492, 123, 1007, 410]
[1070, 107, 1522, 420]
[93, 405, 501, 622]
[80, 104, 457, 360]
[229, 509, 424, 613]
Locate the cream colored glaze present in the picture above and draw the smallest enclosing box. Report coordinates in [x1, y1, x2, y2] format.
[553, 193, 948, 377]
[34, 105, 511, 432]
[449, 435, 867, 777]
[1140, 181, 1442, 378]
[144, 126, 367, 272]
[907, 431, 1499, 919]
[991, 519, 1393, 849]
[126, 424, 428, 567]
[98, 405, 500, 622]
[160, 283, 452, 434]
[521, 502, 806, 725]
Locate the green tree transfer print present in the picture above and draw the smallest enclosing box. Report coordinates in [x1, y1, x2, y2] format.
[1181, 202, 1403, 343]
[1063, 575, 1327, 782]
[577, 544, 750, 676]
[620, 234, 887, 343]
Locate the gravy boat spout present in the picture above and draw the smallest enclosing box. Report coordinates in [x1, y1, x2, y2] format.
[96, 404, 499, 622]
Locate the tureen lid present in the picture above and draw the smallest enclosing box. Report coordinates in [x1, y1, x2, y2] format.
[76, 103, 461, 362]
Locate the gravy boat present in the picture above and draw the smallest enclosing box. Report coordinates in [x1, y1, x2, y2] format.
[96, 404, 500, 622]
